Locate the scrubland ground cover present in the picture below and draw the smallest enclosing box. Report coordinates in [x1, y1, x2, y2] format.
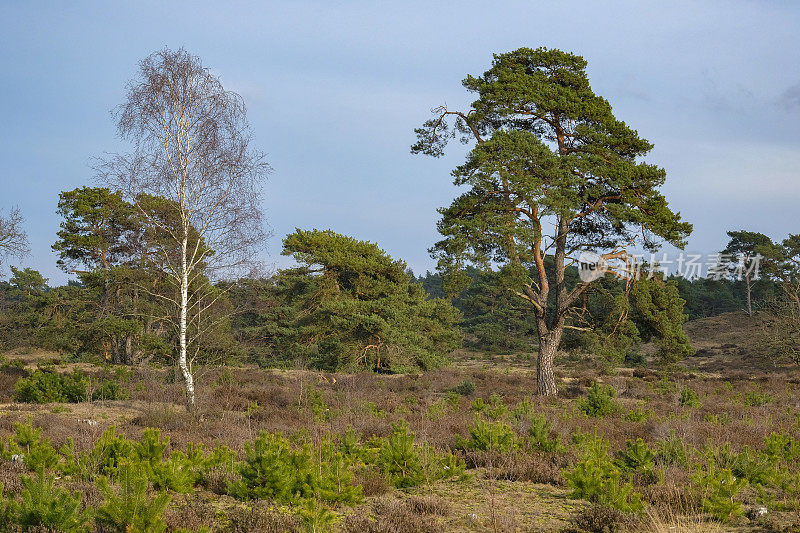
[0, 313, 797, 532]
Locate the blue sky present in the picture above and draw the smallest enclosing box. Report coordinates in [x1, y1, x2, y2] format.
[1, 1, 799, 284]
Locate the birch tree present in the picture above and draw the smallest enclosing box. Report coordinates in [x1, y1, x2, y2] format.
[0, 207, 30, 274]
[100, 48, 269, 409]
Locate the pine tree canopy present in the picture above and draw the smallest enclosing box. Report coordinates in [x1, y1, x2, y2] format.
[414, 47, 691, 284]
[272, 229, 462, 372]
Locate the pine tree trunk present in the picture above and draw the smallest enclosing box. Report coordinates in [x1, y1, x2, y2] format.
[111, 339, 120, 364]
[124, 335, 133, 365]
[536, 327, 563, 396]
[179, 237, 195, 411]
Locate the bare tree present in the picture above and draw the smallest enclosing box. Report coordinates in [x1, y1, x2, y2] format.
[0, 207, 30, 274]
[99, 48, 269, 410]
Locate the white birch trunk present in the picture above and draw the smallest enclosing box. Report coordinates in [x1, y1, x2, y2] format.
[179, 235, 195, 410]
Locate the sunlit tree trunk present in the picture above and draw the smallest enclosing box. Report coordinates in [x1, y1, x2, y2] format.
[179, 235, 194, 409]
[536, 321, 563, 396]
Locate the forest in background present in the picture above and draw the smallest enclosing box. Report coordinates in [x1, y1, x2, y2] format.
[0, 233, 788, 370]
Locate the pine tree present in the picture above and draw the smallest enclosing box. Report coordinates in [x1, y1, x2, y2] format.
[413, 47, 691, 394]
[273, 229, 461, 372]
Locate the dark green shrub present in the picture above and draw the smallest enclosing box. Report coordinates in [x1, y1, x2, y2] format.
[485, 394, 507, 420]
[307, 436, 362, 504]
[296, 498, 338, 532]
[92, 378, 130, 401]
[762, 431, 800, 464]
[228, 432, 309, 502]
[563, 435, 643, 513]
[614, 438, 658, 484]
[510, 397, 535, 422]
[340, 426, 463, 489]
[14, 370, 87, 403]
[134, 428, 196, 493]
[0, 484, 15, 530]
[470, 395, 507, 420]
[614, 439, 655, 473]
[623, 408, 650, 422]
[654, 432, 690, 467]
[527, 414, 562, 453]
[419, 446, 466, 483]
[92, 427, 136, 478]
[1, 419, 59, 472]
[449, 380, 475, 396]
[229, 431, 363, 505]
[184, 442, 237, 490]
[679, 386, 701, 408]
[469, 397, 487, 413]
[579, 382, 619, 418]
[456, 415, 518, 453]
[623, 351, 646, 367]
[14, 369, 127, 403]
[743, 390, 771, 407]
[729, 447, 780, 487]
[15, 470, 89, 532]
[692, 465, 748, 522]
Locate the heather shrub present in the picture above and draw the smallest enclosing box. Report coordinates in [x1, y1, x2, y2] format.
[571, 503, 628, 533]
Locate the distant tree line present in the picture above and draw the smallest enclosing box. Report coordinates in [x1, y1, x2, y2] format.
[0, 213, 462, 375]
[410, 227, 800, 365]
[411, 262, 694, 365]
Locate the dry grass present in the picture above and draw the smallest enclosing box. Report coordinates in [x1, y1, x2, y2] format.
[0, 312, 798, 531]
[643, 505, 725, 533]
